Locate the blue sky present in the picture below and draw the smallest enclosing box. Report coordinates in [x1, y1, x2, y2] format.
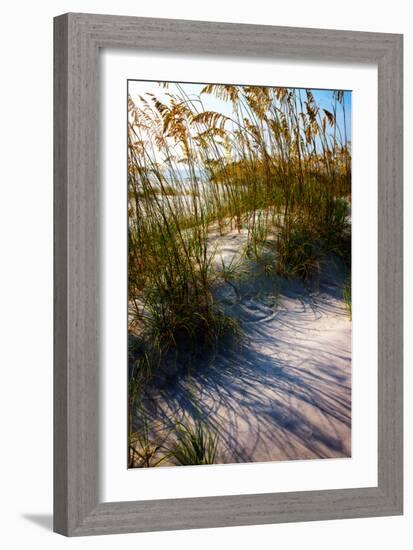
[128, 80, 351, 147]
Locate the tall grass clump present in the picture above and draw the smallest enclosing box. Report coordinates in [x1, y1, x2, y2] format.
[168, 417, 218, 466]
[128, 93, 239, 375]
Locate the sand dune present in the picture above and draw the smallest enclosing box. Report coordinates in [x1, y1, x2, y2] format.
[138, 229, 351, 464]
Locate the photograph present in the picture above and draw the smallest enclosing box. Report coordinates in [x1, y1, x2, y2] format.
[127, 80, 352, 468]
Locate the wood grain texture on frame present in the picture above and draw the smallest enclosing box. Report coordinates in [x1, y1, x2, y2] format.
[53, 13, 403, 536]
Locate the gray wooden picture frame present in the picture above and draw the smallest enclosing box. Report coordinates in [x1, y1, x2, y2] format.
[54, 12, 403, 536]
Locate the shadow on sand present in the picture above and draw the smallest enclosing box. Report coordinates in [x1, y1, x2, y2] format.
[135, 257, 351, 464]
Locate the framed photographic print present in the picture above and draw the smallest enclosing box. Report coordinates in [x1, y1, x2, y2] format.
[54, 13, 403, 536]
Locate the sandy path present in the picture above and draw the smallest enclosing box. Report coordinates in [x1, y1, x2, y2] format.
[140, 230, 351, 464]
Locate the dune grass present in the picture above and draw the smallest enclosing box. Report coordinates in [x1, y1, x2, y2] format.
[127, 83, 351, 466]
[128, 378, 219, 468]
[168, 418, 218, 466]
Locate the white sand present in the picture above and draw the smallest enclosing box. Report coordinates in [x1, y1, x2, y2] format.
[140, 229, 351, 464]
